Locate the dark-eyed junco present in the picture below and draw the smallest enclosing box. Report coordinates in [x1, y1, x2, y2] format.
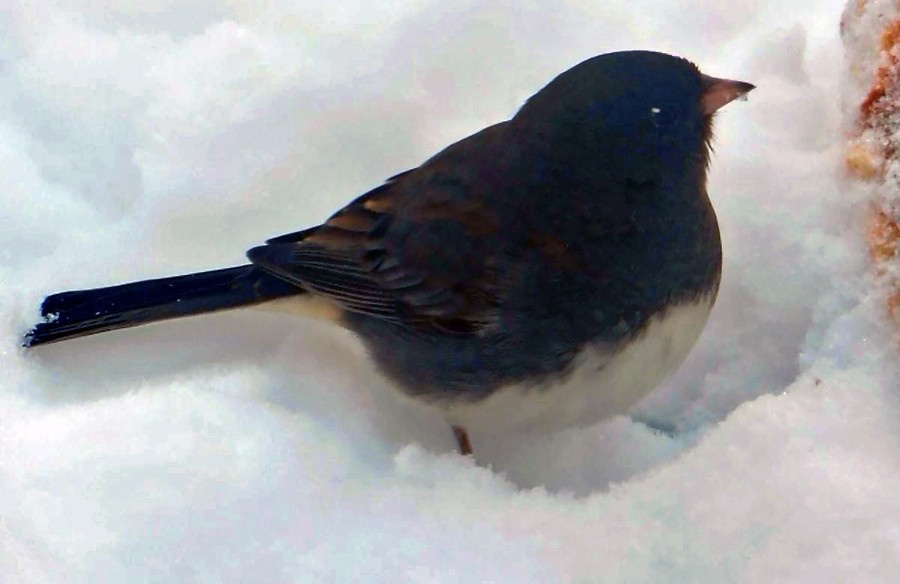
[25, 51, 753, 455]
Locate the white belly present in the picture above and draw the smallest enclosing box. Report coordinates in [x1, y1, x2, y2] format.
[441, 295, 716, 436]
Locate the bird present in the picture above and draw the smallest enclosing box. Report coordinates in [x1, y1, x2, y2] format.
[24, 50, 754, 456]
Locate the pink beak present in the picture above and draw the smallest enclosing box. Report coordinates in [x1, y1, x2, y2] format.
[701, 75, 755, 115]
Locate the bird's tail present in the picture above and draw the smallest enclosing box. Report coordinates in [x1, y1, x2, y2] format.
[25, 265, 302, 346]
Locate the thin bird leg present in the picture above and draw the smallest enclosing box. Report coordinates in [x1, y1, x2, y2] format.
[452, 425, 473, 455]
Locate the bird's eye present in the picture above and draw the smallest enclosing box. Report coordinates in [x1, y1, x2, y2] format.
[649, 105, 680, 128]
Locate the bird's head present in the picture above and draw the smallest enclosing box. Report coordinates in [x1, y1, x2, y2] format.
[515, 50, 754, 186]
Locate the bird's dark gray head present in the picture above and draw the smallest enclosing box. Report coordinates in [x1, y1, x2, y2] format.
[514, 50, 754, 185]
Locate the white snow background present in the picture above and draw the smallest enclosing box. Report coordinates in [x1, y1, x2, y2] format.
[2, 0, 898, 581]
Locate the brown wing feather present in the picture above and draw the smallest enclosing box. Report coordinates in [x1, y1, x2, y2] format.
[248, 123, 512, 333]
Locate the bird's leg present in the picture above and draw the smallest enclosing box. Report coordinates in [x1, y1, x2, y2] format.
[452, 425, 473, 456]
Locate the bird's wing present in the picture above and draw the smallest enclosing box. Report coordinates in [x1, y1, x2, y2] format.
[248, 130, 513, 335]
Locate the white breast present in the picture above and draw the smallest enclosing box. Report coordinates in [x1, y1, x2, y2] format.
[440, 295, 716, 436]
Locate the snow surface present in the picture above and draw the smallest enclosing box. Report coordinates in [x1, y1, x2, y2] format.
[3, 0, 899, 581]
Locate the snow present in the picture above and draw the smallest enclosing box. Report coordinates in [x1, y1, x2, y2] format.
[2, 0, 898, 581]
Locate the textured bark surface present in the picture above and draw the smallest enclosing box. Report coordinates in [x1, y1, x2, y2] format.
[843, 0, 900, 325]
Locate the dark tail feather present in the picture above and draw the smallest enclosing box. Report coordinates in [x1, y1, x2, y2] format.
[25, 265, 302, 346]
